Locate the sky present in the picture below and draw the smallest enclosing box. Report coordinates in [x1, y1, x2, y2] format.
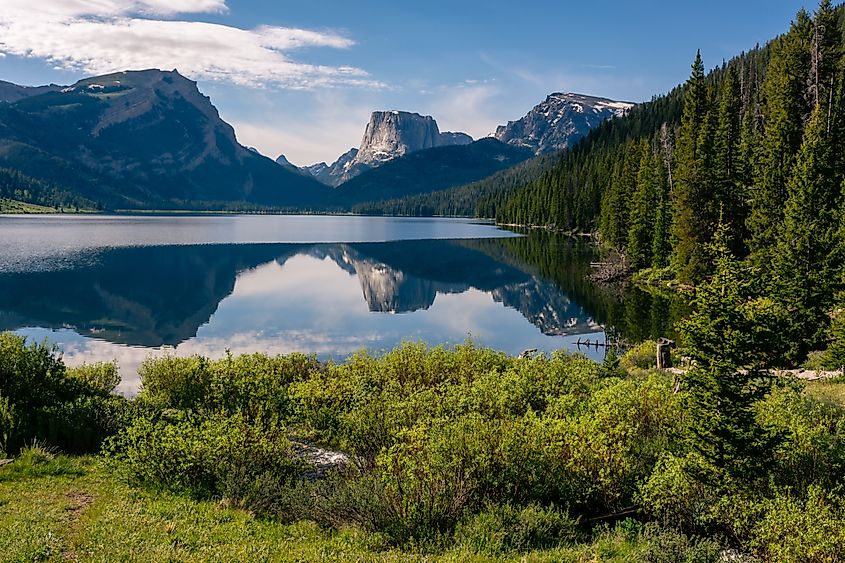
[0, 0, 817, 166]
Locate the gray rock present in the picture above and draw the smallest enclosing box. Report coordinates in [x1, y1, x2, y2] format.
[494, 92, 634, 155]
[306, 111, 472, 187]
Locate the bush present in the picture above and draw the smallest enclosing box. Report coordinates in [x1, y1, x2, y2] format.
[138, 352, 318, 423]
[106, 412, 305, 508]
[756, 384, 845, 492]
[630, 522, 722, 563]
[638, 453, 718, 532]
[621, 340, 658, 371]
[0, 332, 127, 454]
[749, 487, 845, 562]
[453, 503, 578, 555]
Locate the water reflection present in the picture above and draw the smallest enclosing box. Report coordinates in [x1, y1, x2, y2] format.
[1, 231, 684, 394]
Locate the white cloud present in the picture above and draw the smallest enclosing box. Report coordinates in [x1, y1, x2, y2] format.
[225, 89, 376, 165]
[0, 0, 381, 90]
[419, 82, 502, 139]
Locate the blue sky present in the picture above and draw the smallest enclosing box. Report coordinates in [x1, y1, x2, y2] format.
[0, 0, 815, 165]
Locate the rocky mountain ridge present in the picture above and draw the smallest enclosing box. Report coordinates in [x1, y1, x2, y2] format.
[299, 111, 472, 187]
[0, 69, 327, 209]
[494, 92, 634, 154]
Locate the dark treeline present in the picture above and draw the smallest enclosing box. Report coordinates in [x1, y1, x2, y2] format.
[497, 2, 845, 367]
[351, 151, 560, 217]
[0, 167, 100, 210]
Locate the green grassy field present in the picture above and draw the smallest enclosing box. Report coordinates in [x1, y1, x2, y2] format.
[804, 379, 845, 406]
[0, 456, 661, 563]
[0, 198, 59, 214]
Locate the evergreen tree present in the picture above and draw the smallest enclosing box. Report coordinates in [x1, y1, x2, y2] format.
[713, 66, 747, 253]
[626, 142, 659, 269]
[679, 223, 788, 483]
[773, 103, 843, 362]
[672, 51, 716, 282]
[747, 11, 812, 260]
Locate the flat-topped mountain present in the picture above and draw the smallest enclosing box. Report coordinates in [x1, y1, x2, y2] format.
[329, 138, 533, 207]
[303, 111, 472, 187]
[0, 69, 328, 209]
[494, 92, 634, 155]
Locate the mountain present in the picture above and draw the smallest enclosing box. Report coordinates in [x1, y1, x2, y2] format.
[494, 92, 634, 155]
[329, 138, 532, 208]
[0, 70, 329, 209]
[0, 80, 62, 104]
[306, 111, 472, 187]
[304, 148, 359, 187]
[274, 153, 312, 177]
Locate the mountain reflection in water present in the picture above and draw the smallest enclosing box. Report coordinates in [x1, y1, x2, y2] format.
[1, 234, 682, 393]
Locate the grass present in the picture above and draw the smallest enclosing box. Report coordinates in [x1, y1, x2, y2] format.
[0, 198, 59, 214]
[0, 198, 99, 214]
[0, 455, 670, 562]
[804, 379, 845, 407]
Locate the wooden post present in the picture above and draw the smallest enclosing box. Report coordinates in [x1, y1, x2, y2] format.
[656, 338, 676, 370]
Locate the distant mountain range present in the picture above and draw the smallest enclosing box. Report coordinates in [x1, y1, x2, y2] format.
[288, 111, 473, 187]
[0, 70, 328, 210]
[0, 68, 632, 212]
[494, 93, 634, 154]
[327, 138, 533, 208]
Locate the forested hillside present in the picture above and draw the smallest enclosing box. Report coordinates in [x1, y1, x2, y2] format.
[495, 1, 845, 367]
[350, 151, 560, 216]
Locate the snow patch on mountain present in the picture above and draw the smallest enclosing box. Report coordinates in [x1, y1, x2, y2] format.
[494, 93, 634, 155]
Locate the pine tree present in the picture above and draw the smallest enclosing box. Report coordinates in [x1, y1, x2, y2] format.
[680, 223, 788, 483]
[772, 99, 843, 362]
[672, 51, 716, 282]
[747, 11, 812, 260]
[713, 66, 747, 254]
[626, 142, 659, 270]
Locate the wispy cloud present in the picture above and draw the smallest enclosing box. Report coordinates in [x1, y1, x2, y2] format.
[419, 81, 502, 139]
[227, 89, 375, 165]
[0, 0, 383, 89]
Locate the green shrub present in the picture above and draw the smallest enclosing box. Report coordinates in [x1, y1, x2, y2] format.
[67, 362, 120, 395]
[621, 340, 658, 370]
[453, 503, 578, 555]
[106, 412, 305, 507]
[0, 391, 15, 456]
[138, 352, 318, 423]
[638, 453, 718, 531]
[749, 487, 845, 562]
[756, 384, 845, 492]
[0, 332, 127, 454]
[630, 522, 722, 563]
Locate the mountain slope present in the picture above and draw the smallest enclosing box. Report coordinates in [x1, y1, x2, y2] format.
[494, 92, 634, 155]
[328, 138, 532, 208]
[0, 70, 329, 209]
[0, 80, 61, 104]
[305, 111, 472, 187]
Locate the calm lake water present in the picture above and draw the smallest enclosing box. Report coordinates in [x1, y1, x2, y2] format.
[0, 214, 677, 394]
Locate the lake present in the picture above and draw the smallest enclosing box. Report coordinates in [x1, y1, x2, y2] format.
[0, 214, 677, 394]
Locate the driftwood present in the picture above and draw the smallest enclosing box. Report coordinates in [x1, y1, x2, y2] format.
[583, 505, 640, 525]
[588, 252, 630, 284]
[0, 459, 13, 467]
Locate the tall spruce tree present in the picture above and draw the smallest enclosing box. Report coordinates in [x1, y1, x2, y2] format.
[714, 66, 747, 254]
[672, 51, 716, 282]
[773, 95, 844, 361]
[680, 223, 787, 483]
[748, 10, 812, 260]
[626, 141, 659, 270]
